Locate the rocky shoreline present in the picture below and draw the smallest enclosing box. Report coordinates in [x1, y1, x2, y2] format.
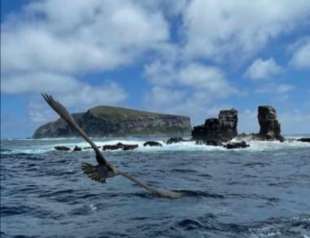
[52, 105, 309, 152]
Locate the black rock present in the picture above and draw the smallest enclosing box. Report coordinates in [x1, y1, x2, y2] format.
[102, 143, 139, 151]
[297, 138, 310, 143]
[54, 146, 71, 151]
[73, 146, 82, 151]
[143, 141, 162, 147]
[192, 109, 238, 144]
[83, 146, 101, 150]
[257, 106, 284, 141]
[224, 141, 249, 149]
[123, 144, 139, 150]
[166, 137, 187, 144]
[103, 143, 124, 151]
[219, 109, 238, 139]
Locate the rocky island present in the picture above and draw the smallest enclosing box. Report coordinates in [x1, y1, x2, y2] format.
[192, 105, 284, 147]
[33, 105, 191, 138]
[192, 109, 238, 145]
[43, 102, 310, 153]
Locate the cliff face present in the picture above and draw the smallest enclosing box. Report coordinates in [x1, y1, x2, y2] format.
[33, 106, 191, 138]
[192, 109, 238, 144]
[257, 106, 284, 141]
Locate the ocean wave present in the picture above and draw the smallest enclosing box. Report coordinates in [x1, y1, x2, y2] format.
[1, 138, 310, 155]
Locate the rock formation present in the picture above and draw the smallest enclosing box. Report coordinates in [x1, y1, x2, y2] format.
[297, 138, 310, 143]
[33, 105, 191, 138]
[143, 141, 162, 147]
[219, 109, 238, 139]
[54, 146, 71, 151]
[73, 146, 82, 151]
[224, 141, 249, 149]
[192, 109, 238, 145]
[257, 106, 284, 141]
[102, 143, 139, 151]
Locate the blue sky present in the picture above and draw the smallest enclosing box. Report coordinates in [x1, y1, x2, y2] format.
[1, 0, 310, 138]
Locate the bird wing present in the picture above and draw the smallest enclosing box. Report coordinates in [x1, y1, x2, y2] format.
[41, 94, 115, 171]
[42, 94, 181, 198]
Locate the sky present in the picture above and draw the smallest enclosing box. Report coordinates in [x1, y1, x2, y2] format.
[1, 0, 310, 138]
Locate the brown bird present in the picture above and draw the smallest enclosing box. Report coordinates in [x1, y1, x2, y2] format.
[42, 94, 181, 198]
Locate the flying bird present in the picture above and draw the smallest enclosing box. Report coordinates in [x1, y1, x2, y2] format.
[42, 94, 181, 199]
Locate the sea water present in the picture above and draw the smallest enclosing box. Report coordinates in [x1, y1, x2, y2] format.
[1, 137, 310, 237]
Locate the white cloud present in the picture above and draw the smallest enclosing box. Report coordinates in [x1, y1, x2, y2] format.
[146, 86, 186, 108]
[145, 60, 176, 86]
[256, 83, 295, 94]
[1, 0, 310, 135]
[1, 0, 163, 125]
[290, 38, 310, 69]
[144, 61, 237, 123]
[182, 0, 310, 61]
[59, 82, 127, 109]
[27, 79, 127, 124]
[2, 72, 127, 124]
[1, 0, 169, 74]
[137, 0, 188, 18]
[146, 62, 236, 94]
[2, 73, 79, 94]
[2, 72, 126, 106]
[145, 86, 231, 124]
[178, 64, 236, 95]
[245, 58, 283, 80]
[34, 80, 126, 124]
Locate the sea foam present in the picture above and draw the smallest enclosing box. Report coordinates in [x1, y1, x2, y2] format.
[1, 137, 309, 155]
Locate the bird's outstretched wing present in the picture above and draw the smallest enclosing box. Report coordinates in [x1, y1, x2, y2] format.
[42, 94, 181, 199]
[41, 94, 115, 172]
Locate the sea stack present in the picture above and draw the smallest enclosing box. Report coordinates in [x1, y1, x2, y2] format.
[192, 109, 238, 145]
[257, 106, 284, 141]
[218, 109, 238, 140]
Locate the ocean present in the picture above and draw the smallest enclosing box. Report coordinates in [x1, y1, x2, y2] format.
[1, 137, 310, 238]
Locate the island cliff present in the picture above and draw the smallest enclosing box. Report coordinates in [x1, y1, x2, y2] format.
[192, 105, 284, 145]
[33, 105, 191, 138]
[192, 109, 238, 145]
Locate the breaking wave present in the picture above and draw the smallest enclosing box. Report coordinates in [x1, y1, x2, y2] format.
[1, 136, 310, 155]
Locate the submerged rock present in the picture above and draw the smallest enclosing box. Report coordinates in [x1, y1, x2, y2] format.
[102, 143, 139, 151]
[103, 143, 124, 151]
[257, 106, 284, 141]
[192, 109, 238, 144]
[122, 144, 139, 150]
[224, 141, 249, 149]
[73, 146, 82, 151]
[54, 146, 71, 151]
[297, 138, 310, 143]
[143, 141, 162, 147]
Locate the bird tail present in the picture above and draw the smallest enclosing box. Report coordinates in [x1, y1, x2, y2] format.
[81, 163, 106, 183]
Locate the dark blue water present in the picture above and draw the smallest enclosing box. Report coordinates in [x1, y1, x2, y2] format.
[1, 138, 310, 238]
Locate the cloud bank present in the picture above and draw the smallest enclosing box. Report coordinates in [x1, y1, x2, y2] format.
[1, 0, 310, 135]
